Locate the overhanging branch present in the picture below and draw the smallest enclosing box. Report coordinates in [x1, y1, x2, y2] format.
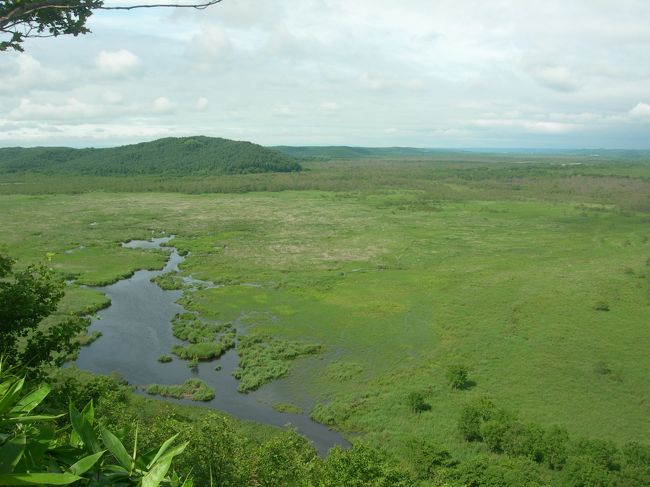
[99, 0, 223, 10]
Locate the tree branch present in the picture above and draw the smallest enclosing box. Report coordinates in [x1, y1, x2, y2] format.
[99, 0, 223, 11]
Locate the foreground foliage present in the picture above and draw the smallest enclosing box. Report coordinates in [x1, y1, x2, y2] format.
[0, 363, 191, 486]
[0, 253, 84, 375]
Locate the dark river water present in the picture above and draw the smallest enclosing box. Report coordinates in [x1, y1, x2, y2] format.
[75, 236, 348, 455]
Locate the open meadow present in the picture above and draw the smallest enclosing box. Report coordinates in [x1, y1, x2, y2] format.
[2, 154, 650, 482]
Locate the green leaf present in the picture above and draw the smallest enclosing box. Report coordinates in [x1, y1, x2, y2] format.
[154, 441, 188, 468]
[0, 379, 24, 415]
[69, 404, 101, 453]
[146, 433, 179, 469]
[0, 472, 81, 485]
[0, 414, 60, 425]
[100, 427, 131, 470]
[81, 400, 94, 426]
[141, 455, 173, 487]
[10, 384, 50, 415]
[68, 450, 105, 476]
[0, 435, 26, 473]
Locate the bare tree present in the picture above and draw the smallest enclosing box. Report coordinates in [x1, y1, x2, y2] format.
[0, 0, 223, 52]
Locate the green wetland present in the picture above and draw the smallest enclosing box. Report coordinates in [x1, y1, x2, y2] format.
[3, 151, 650, 484]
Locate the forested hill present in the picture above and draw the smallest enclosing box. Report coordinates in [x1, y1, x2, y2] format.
[0, 136, 302, 175]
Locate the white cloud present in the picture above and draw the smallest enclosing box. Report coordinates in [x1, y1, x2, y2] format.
[629, 102, 650, 119]
[196, 97, 209, 110]
[152, 97, 175, 113]
[188, 26, 232, 65]
[95, 49, 140, 74]
[8, 98, 102, 121]
[530, 66, 580, 93]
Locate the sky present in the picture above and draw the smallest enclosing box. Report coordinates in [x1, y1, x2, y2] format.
[0, 0, 649, 148]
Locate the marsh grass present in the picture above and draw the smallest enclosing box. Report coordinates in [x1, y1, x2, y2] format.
[324, 362, 363, 382]
[272, 402, 304, 414]
[234, 334, 322, 392]
[146, 378, 215, 401]
[170, 313, 236, 360]
[3, 154, 650, 469]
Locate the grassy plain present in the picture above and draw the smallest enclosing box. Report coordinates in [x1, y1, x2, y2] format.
[2, 154, 650, 467]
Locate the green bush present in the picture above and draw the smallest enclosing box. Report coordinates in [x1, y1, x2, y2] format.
[542, 426, 570, 470]
[458, 397, 498, 441]
[406, 391, 430, 413]
[408, 439, 457, 479]
[481, 410, 515, 453]
[561, 456, 613, 487]
[446, 364, 470, 389]
[317, 443, 413, 487]
[593, 300, 610, 311]
[501, 421, 545, 462]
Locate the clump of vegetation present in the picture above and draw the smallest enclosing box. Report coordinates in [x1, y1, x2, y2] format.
[594, 361, 612, 375]
[172, 333, 235, 361]
[75, 329, 102, 347]
[234, 334, 322, 392]
[146, 378, 215, 401]
[171, 312, 233, 343]
[594, 300, 610, 311]
[158, 354, 173, 363]
[446, 364, 471, 390]
[170, 313, 236, 361]
[455, 396, 650, 485]
[152, 273, 184, 290]
[273, 402, 304, 414]
[407, 391, 430, 413]
[324, 361, 363, 382]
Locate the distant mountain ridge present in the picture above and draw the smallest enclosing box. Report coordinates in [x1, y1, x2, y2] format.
[272, 146, 440, 159]
[0, 136, 302, 176]
[272, 146, 650, 160]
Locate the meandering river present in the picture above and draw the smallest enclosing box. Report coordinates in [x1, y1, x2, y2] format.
[75, 236, 348, 455]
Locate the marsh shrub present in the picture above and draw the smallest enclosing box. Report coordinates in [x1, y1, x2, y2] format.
[593, 300, 610, 311]
[502, 421, 546, 462]
[251, 430, 317, 487]
[594, 361, 611, 375]
[623, 442, 650, 467]
[407, 391, 429, 413]
[561, 456, 614, 487]
[481, 410, 515, 453]
[572, 438, 621, 472]
[543, 426, 570, 470]
[446, 364, 470, 389]
[318, 443, 413, 487]
[458, 397, 497, 441]
[408, 439, 457, 479]
[451, 455, 545, 487]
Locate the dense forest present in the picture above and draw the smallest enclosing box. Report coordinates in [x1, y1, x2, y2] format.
[0, 137, 302, 176]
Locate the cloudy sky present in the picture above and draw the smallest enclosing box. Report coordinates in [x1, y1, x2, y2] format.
[1, 0, 649, 148]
